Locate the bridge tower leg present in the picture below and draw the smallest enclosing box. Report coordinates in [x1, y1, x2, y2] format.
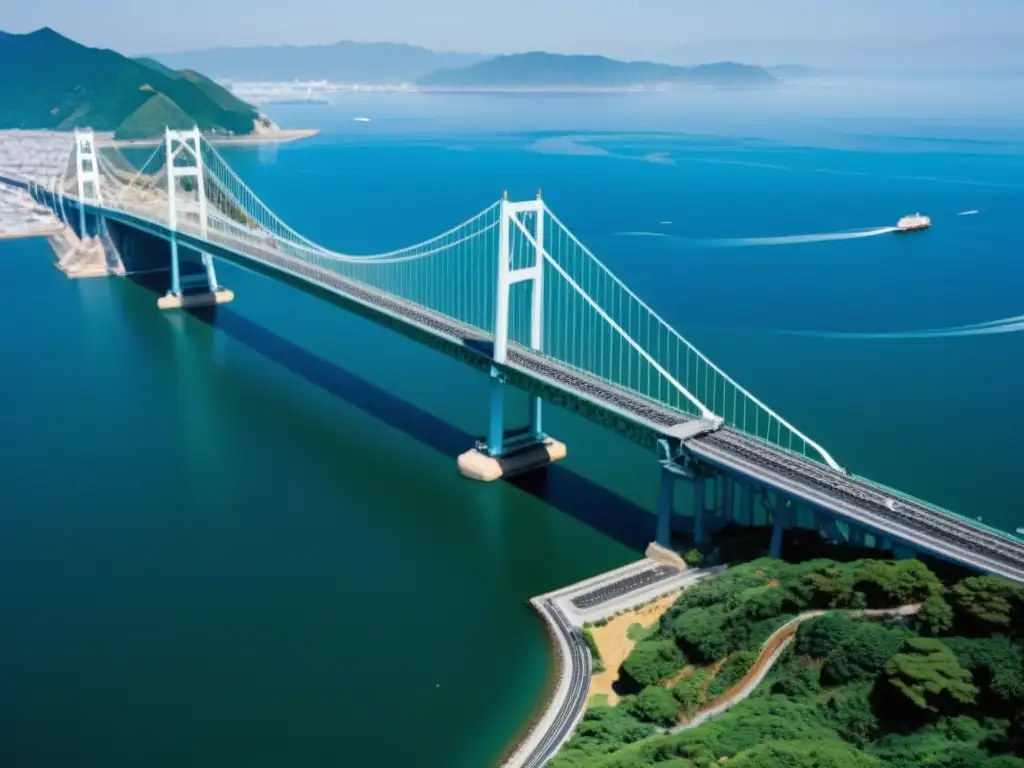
[457, 191, 566, 482]
[646, 441, 694, 567]
[157, 126, 234, 310]
[73, 129, 104, 239]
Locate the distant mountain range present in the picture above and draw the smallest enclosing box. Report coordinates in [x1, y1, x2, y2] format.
[417, 52, 775, 88]
[151, 41, 488, 84]
[0, 28, 263, 139]
[150, 43, 776, 89]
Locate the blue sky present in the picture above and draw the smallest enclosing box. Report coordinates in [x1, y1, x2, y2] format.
[5, 0, 1024, 67]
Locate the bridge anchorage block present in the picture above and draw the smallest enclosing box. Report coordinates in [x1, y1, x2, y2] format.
[157, 289, 235, 311]
[457, 435, 567, 483]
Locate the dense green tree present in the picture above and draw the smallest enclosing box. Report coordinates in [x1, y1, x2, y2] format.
[853, 559, 944, 607]
[684, 548, 704, 566]
[582, 628, 605, 673]
[672, 668, 712, 717]
[807, 564, 856, 608]
[797, 613, 857, 659]
[945, 635, 1024, 710]
[821, 620, 905, 685]
[708, 651, 758, 701]
[669, 606, 731, 663]
[735, 583, 790, 620]
[950, 577, 1024, 636]
[629, 685, 680, 727]
[549, 706, 655, 767]
[728, 739, 882, 767]
[769, 654, 821, 699]
[884, 637, 978, 714]
[653, 695, 847, 762]
[869, 728, 1024, 768]
[918, 594, 956, 636]
[621, 639, 686, 688]
[822, 684, 879, 745]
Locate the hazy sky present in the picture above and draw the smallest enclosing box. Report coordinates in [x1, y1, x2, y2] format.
[5, 0, 1024, 66]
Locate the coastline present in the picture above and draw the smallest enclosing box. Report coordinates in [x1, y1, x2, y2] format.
[492, 605, 563, 767]
[96, 128, 320, 149]
[497, 558, 707, 768]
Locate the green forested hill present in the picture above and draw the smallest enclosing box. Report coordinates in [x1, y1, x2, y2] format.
[0, 27, 259, 139]
[558, 557, 1024, 768]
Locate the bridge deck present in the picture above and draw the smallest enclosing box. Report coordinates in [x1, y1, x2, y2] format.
[13, 181, 1024, 585]
[182, 208, 1024, 584]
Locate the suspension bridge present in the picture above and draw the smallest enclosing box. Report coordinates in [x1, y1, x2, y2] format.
[2, 127, 1022, 584]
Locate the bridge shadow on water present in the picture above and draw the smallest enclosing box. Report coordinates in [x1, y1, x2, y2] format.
[126, 270, 655, 552]
[207, 308, 655, 552]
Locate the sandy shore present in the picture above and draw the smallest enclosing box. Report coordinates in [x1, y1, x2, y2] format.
[586, 593, 679, 706]
[96, 128, 319, 149]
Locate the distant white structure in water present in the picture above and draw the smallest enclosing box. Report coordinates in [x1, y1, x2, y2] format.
[353, 117, 371, 122]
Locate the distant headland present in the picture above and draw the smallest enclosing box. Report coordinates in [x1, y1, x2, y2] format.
[0, 27, 313, 143]
[146, 41, 777, 92]
[416, 53, 776, 90]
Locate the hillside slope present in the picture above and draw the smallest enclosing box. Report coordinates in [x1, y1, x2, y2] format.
[0, 27, 260, 138]
[418, 52, 777, 88]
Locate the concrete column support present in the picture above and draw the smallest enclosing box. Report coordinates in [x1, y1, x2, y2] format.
[657, 467, 675, 547]
[694, 476, 706, 544]
[487, 367, 505, 458]
[770, 499, 789, 558]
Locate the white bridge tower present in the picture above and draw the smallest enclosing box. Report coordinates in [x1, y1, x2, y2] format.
[456, 190, 567, 482]
[159, 126, 231, 309]
[73, 128, 103, 237]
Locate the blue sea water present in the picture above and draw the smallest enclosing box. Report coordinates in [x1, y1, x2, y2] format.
[1, 81, 1023, 767]
[246, 86, 1024, 530]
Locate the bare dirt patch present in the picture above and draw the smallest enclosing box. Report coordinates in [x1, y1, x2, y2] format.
[587, 593, 679, 706]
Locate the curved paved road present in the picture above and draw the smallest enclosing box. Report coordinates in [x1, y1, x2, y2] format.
[510, 600, 591, 768]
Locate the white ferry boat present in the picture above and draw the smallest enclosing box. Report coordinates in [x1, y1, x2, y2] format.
[896, 213, 931, 232]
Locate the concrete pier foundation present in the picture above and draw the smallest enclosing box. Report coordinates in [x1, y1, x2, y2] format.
[157, 289, 235, 310]
[457, 437, 566, 482]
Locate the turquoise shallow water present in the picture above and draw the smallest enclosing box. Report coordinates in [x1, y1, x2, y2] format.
[2, 87, 1024, 766]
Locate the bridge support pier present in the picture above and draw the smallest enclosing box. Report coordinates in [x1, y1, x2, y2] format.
[457, 367, 565, 483]
[770, 499, 790, 558]
[529, 394, 543, 440]
[693, 476, 706, 545]
[656, 466, 675, 548]
[742, 482, 755, 526]
[157, 242, 234, 310]
[457, 191, 565, 482]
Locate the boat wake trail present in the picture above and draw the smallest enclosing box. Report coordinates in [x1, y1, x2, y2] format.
[613, 227, 898, 248]
[958, 210, 979, 216]
[715, 227, 898, 247]
[616, 231, 676, 239]
[783, 314, 1024, 340]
